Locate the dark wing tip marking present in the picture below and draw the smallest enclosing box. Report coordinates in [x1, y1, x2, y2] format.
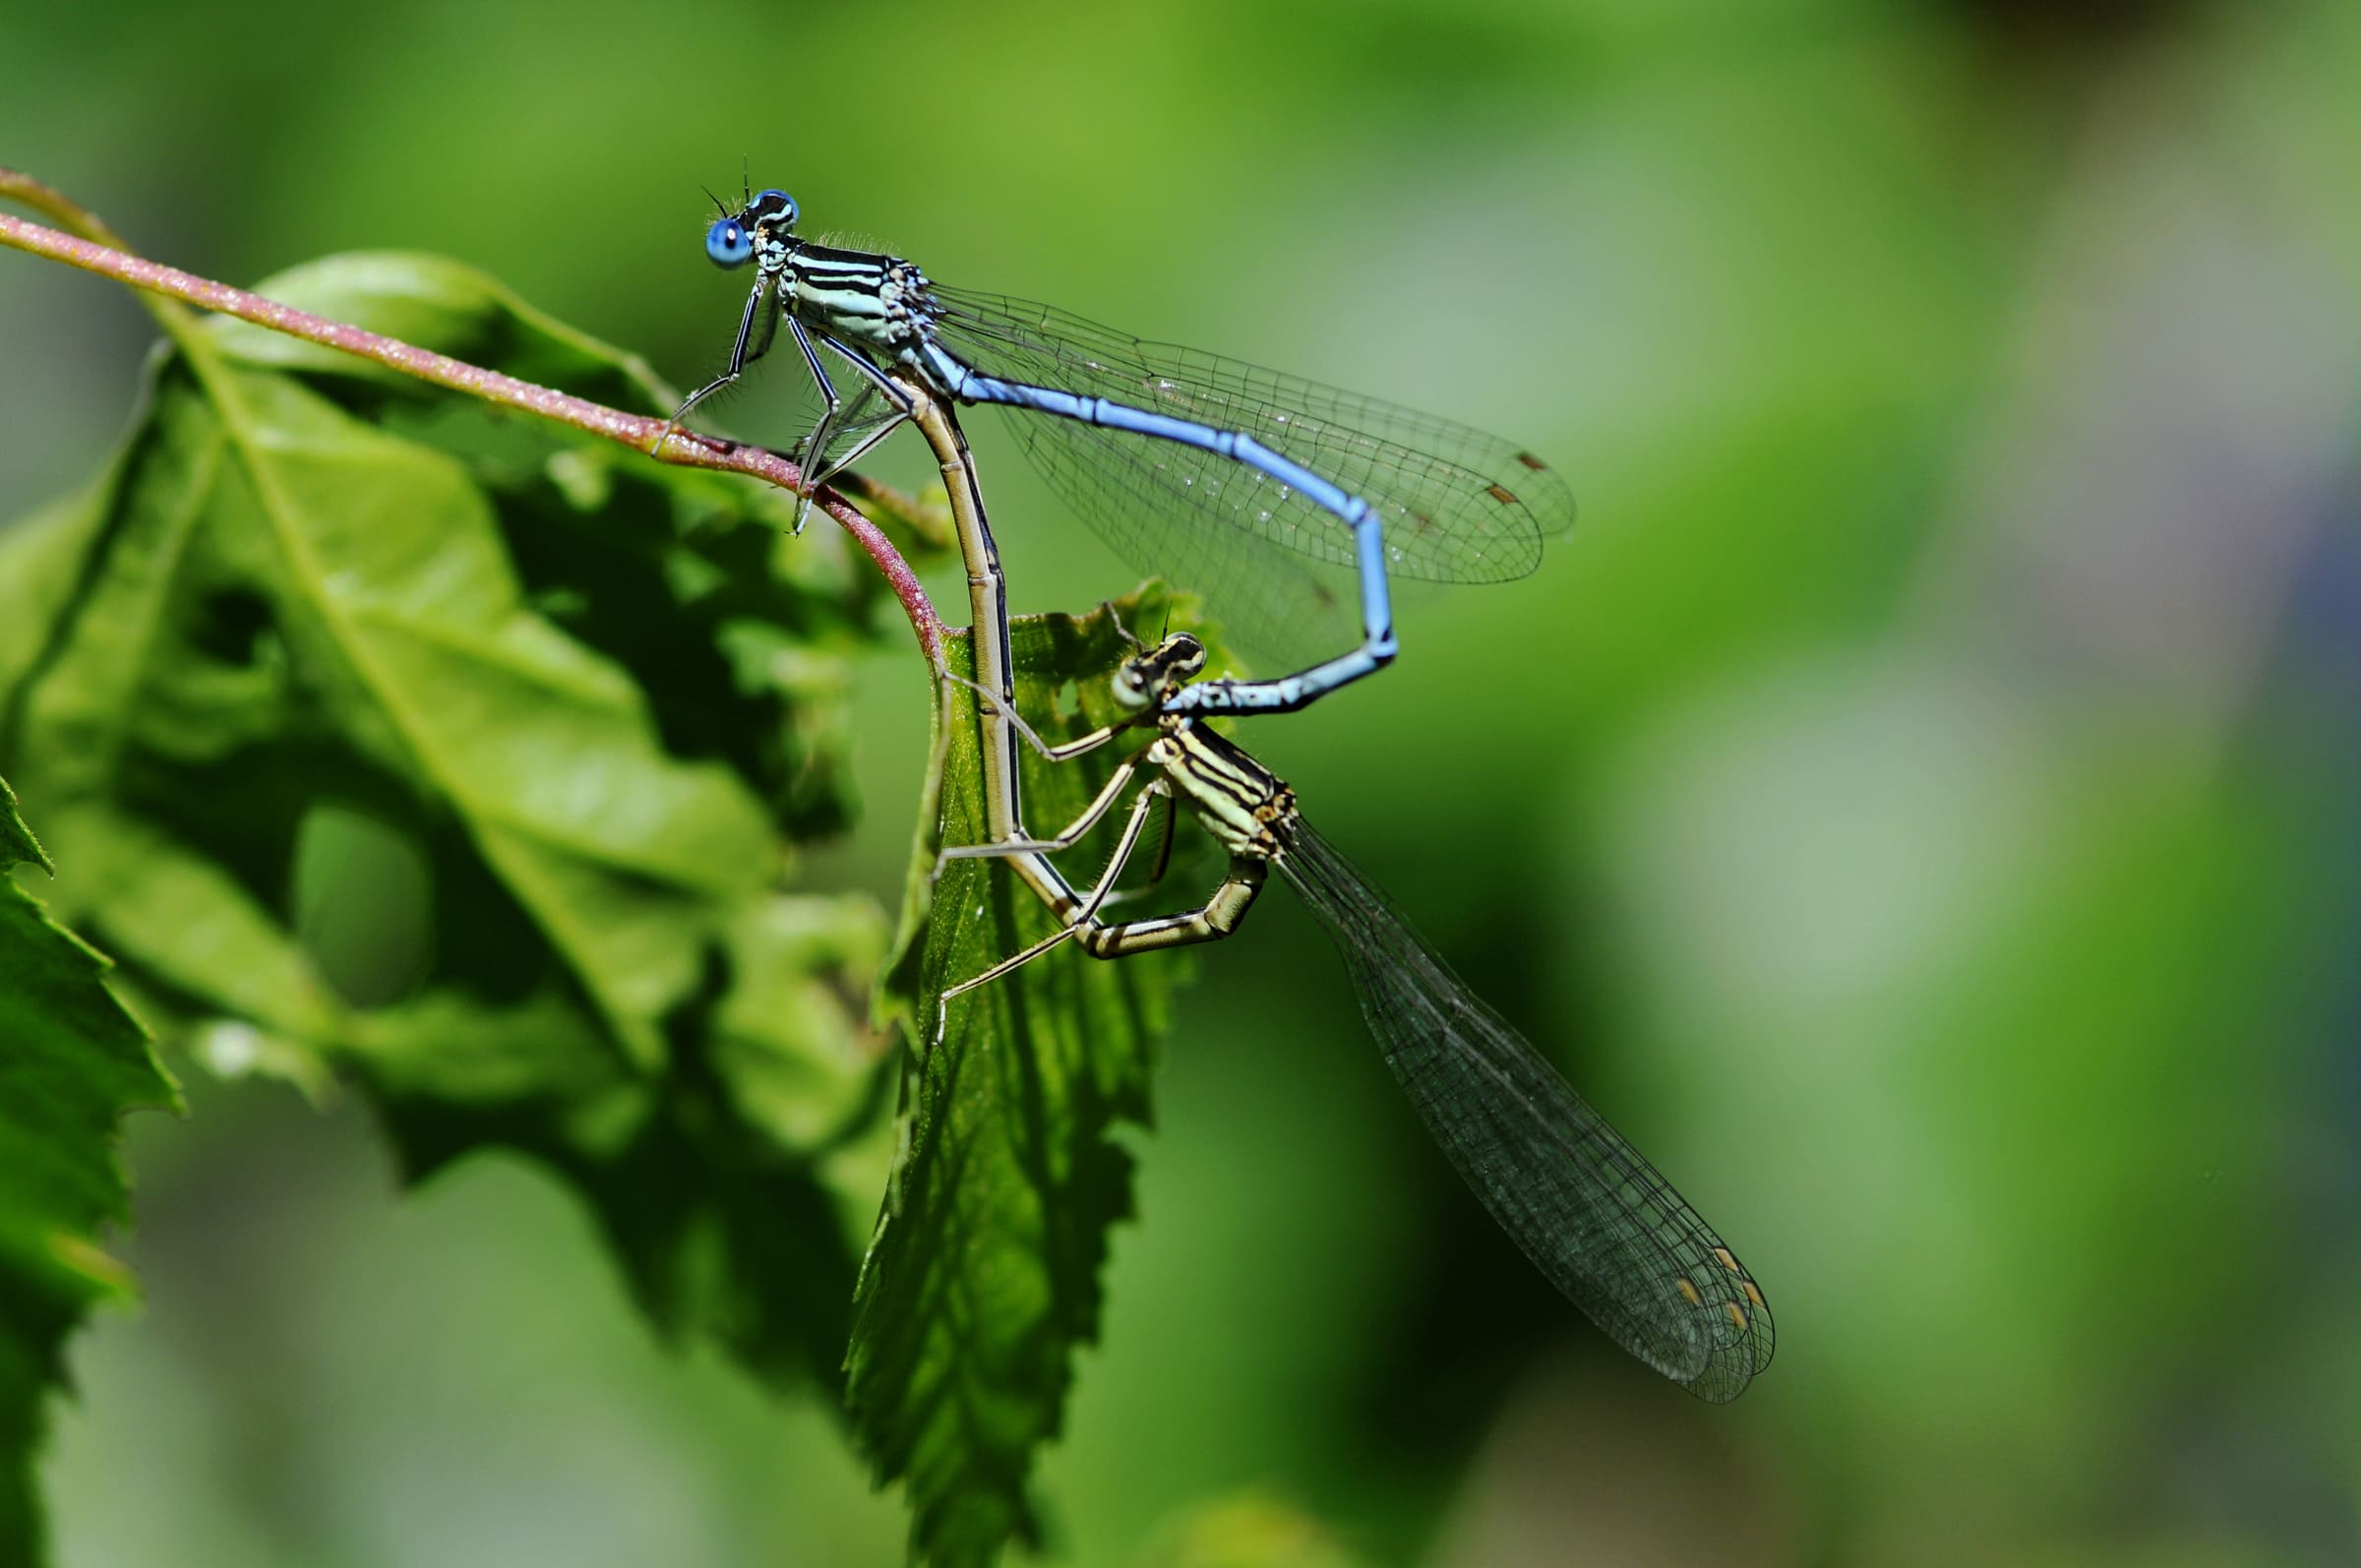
[1516, 451, 1549, 471]
[1485, 483, 1519, 506]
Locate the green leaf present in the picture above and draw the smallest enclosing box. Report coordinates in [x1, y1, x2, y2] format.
[0, 773, 178, 1565]
[0, 252, 924, 1392]
[208, 251, 682, 414]
[849, 587, 1224, 1568]
[1133, 1492, 1371, 1568]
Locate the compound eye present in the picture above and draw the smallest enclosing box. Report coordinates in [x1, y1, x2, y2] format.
[705, 217, 754, 269]
[756, 188, 799, 226]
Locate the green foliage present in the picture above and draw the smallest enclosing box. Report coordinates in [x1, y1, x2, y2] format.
[0, 775, 177, 1565]
[19, 7, 2361, 1563]
[1133, 1493, 1370, 1568]
[0, 253, 919, 1395]
[0, 251, 1224, 1565]
[851, 589, 1218, 1568]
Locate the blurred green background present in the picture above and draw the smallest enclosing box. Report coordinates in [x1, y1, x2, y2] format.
[8, 0, 2361, 1563]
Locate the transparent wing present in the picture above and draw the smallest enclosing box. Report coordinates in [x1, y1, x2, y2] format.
[988, 397, 1373, 676]
[929, 286, 1576, 592]
[798, 342, 910, 477]
[1276, 818, 1773, 1402]
[815, 379, 906, 472]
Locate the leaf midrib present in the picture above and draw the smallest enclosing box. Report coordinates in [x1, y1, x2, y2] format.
[164, 321, 672, 1072]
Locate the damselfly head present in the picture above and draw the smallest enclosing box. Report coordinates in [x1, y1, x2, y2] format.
[704, 188, 800, 270]
[1112, 633, 1207, 710]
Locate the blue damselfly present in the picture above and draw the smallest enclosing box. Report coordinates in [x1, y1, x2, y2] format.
[668, 186, 1578, 718]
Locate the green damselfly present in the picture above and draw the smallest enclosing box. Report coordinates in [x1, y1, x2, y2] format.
[935, 631, 1774, 1402]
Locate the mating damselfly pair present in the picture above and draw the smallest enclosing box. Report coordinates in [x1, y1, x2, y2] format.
[667, 185, 1774, 1401]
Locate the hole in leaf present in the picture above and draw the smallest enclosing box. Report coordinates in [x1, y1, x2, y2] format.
[290, 802, 435, 1008]
[190, 587, 275, 667]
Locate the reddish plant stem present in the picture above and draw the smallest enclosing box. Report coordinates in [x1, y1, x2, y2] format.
[0, 174, 944, 661]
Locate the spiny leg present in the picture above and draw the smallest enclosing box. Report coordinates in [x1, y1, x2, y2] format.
[1074, 857, 1264, 957]
[781, 319, 847, 532]
[784, 335, 932, 531]
[938, 776, 1170, 1027]
[938, 744, 1152, 863]
[935, 660, 1135, 767]
[938, 785, 1270, 1002]
[658, 276, 779, 452]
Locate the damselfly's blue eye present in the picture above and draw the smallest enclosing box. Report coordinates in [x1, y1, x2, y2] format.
[705, 218, 754, 269]
[754, 188, 799, 226]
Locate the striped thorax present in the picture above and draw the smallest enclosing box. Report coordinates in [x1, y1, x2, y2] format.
[721, 188, 945, 379]
[1112, 633, 1300, 862]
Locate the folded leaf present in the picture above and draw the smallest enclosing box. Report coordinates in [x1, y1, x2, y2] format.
[852, 587, 1227, 1567]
